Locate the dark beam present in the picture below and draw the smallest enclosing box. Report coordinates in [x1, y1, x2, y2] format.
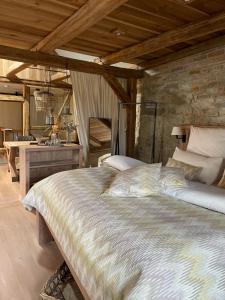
[0, 45, 143, 79]
[102, 11, 225, 65]
[141, 34, 225, 69]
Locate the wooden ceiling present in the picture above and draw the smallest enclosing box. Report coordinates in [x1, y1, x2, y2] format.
[1, 0, 225, 70]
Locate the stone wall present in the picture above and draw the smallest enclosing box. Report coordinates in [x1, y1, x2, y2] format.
[137, 46, 225, 164]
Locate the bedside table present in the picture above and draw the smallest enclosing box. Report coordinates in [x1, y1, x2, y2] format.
[19, 144, 83, 197]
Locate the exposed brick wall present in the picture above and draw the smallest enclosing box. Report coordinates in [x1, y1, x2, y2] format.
[137, 46, 225, 164]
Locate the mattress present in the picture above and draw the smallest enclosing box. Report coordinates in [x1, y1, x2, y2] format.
[22, 167, 225, 300]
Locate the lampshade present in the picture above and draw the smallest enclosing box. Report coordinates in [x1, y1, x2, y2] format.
[171, 126, 183, 136]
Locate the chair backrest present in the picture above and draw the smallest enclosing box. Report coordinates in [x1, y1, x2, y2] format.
[17, 135, 35, 141]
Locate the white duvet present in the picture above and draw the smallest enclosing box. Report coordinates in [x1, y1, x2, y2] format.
[22, 167, 225, 300]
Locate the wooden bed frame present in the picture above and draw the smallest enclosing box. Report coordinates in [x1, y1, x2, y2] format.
[36, 211, 91, 300]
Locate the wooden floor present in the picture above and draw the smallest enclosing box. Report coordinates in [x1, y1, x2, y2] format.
[0, 163, 63, 300]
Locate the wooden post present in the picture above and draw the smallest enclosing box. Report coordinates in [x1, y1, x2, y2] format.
[22, 85, 30, 136]
[126, 78, 137, 157]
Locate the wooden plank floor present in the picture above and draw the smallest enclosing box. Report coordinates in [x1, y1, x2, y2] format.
[0, 164, 63, 300]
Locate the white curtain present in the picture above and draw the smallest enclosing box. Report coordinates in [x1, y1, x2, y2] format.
[70, 71, 127, 162]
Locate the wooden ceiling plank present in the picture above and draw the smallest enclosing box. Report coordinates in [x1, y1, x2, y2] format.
[4, 0, 76, 18]
[0, 37, 32, 49]
[88, 27, 140, 44]
[124, 3, 185, 24]
[94, 18, 155, 40]
[61, 45, 108, 57]
[102, 11, 225, 65]
[32, 0, 129, 53]
[74, 32, 134, 49]
[106, 16, 160, 35]
[184, 0, 225, 15]
[0, 28, 42, 44]
[169, 0, 211, 16]
[141, 34, 225, 69]
[6, 0, 128, 77]
[0, 45, 143, 79]
[127, 0, 209, 22]
[0, 1, 66, 25]
[111, 5, 183, 32]
[69, 38, 119, 52]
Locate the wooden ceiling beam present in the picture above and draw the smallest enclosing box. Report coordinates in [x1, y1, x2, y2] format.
[103, 72, 131, 103]
[51, 72, 70, 83]
[141, 34, 225, 69]
[4, 0, 128, 79]
[32, 0, 128, 53]
[0, 45, 143, 79]
[0, 76, 71, 90]
[102, 11, 225, 65]
[6, 62, 30, 81]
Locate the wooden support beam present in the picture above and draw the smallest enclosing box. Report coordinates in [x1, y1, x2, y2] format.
[102, 11, 225, 65]
[33, 0, 128, 53]
[6, 62, 30, 81]
[141, 34, 225, 69]
[23, 85, 30, 136]
[103, 73, 131, 103]
[0, 45, 143, 79]
[126, 78, 137, 157]
[6, 0, 128, 78]
[5, 0, 127, 78]
[51, 72, 70, 83]
[0, 94, 24, 102]
[0, 76, 71, 90]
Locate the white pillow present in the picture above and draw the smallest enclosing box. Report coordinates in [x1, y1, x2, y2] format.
[160, 167, 188, 192]
[103, 155, 146, 171]
[103, 163, 162, 197]
[187, 126, 225, 157]
[173, 147, 223, 185]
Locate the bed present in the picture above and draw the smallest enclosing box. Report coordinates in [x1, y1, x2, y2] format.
[22, 125, 225, 300]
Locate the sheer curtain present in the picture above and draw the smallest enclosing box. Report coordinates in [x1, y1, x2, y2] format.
[70, 71, 127, 163]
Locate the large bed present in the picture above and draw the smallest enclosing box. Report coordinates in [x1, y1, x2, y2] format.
[23, 163, 225, 299]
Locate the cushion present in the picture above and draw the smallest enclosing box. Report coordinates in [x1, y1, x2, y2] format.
[218, 170, 225, 188]
[166, 158, 202, 181]
[187, 126, 225, 157]
[104, 163, 161, 197]
[173, 147, 223, 185]
[160, 167, 188, 191]
[103, 155, 146, 171]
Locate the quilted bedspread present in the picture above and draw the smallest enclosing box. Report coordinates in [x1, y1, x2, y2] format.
[22, 167, 225, 300]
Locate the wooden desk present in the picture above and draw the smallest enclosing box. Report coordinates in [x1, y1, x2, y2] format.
[4, 141, 38, 182]
[19, 144, 83, 197]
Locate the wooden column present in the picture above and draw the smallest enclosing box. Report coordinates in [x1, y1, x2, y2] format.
[126, 78, 137, 157]
[22, 85, 30, 136]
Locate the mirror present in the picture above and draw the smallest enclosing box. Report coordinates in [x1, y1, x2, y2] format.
[88, 118, 112, 166]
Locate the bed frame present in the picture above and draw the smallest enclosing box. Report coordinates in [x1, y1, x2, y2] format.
[36, 212, 91, 300]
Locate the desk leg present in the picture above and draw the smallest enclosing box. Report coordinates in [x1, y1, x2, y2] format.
[8, 148, 19, 182]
